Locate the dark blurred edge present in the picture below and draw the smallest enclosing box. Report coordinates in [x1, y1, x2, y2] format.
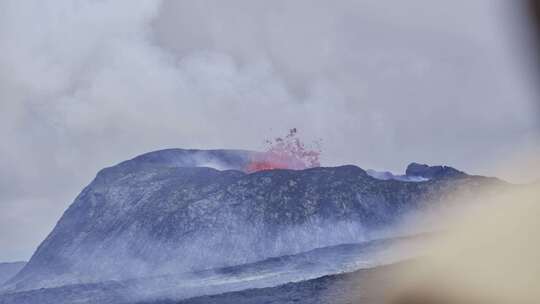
[529, 0, 540, 67]
[529, 0, 540, 33]
[527, 0, 540, 120]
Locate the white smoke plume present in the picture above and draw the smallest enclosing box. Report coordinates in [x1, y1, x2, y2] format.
[0, 0, 538, 261]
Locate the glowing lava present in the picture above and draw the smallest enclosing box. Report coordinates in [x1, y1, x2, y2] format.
[245, 128, 321, 173]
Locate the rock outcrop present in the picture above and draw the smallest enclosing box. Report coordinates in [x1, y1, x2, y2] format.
[405, 162, 466, 179]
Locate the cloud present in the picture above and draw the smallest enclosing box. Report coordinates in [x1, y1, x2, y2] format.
[0, 0, 538, 261]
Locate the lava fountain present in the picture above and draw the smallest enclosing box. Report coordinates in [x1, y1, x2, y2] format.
[245, 128, 321, 173]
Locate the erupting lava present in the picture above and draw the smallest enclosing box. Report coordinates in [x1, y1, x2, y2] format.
[245, 128, 321, 173]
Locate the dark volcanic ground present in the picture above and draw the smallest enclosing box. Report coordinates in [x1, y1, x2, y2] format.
[0, 236, 424, 304]
[144, 262, 406, 304]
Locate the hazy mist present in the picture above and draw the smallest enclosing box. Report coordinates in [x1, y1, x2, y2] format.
[1, 0, 539, 261]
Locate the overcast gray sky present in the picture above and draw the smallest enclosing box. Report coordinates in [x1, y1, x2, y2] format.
[1, 0, 539, 262]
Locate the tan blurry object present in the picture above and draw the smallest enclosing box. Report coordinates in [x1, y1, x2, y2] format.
[387, 181, 540, 304]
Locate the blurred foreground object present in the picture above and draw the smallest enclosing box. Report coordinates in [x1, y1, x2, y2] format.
[387, 182, 540, 304]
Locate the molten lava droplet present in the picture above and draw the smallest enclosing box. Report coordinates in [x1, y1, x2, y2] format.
[245, 128, 321, 173]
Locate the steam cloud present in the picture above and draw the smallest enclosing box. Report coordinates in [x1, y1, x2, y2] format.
[1, 0, 539, 261]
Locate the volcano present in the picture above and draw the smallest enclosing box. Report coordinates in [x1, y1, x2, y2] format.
[1, 148, 504, 296]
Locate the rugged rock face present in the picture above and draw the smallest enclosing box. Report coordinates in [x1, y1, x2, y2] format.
[4, 149, 501, 292]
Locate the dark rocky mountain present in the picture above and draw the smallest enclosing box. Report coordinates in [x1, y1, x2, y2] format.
[0, 262, 26, 286]
[2, 149, 503, 293]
